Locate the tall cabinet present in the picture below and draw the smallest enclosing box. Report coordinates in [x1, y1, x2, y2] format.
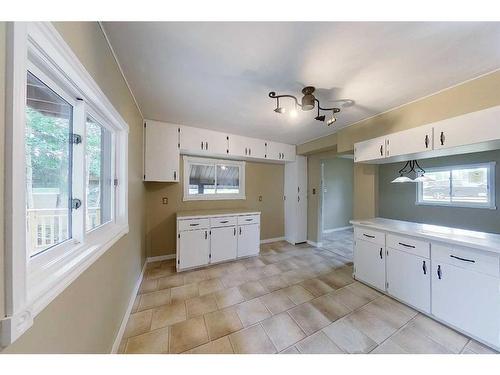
[284, 155, 307, 244]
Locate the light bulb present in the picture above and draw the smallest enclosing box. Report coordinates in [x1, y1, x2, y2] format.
[391, 176, 413, 183]
[290, 108, 298, 118]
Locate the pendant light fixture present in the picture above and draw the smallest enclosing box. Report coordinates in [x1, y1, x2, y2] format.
[391, 160, 433, 183]
[269, 86, 341, 125]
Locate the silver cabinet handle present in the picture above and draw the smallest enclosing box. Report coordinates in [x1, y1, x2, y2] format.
[205, 231, 207, 239]
[398, 242, 415, 248]
[363, 233, 375, 238]
[220, 220, 229, 224]
[189, 223, 199, 226]
[233, 227, 236, 236]
[425, 134, 429, 148]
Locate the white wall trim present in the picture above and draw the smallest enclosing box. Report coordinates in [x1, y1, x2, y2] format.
[110, 261, 147, 354]
[146, 254, 176, 263]
[307, 240, 323, 248]
[323, 225, 353, 234]
[260, 237, 285, 244]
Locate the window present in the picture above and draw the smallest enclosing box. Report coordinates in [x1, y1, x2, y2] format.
[417, 162, 496, 209]
[183, 156, 245, 200]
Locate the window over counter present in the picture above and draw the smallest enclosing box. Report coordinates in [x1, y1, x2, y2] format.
[416, 162, 496, 209]
[183, 156, 246, 201]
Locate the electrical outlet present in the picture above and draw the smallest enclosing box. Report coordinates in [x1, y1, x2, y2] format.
[258, 195, 262, 202]
[162, 197, 168, 205]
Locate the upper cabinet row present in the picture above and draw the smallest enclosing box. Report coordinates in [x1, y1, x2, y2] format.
[354, 105, 500, 163]
[144, 120, 296, 182]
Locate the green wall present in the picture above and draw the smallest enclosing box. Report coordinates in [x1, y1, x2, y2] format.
[379, 150, 500, 234]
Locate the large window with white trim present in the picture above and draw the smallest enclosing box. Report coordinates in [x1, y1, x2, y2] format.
[416, 162, 496, 209]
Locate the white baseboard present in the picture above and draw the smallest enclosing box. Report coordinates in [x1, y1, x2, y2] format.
[260, 237, 285, 244]
[323, 225, 352, 234]
[307, 240, 323, 247]
[111, 261, 147, 354]
[146, 253, 176, 263]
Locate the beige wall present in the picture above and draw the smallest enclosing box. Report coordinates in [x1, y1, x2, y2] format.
[2, 22, 145, 353]
[0, 22, 6, 319]
[146, 159, 284, 257]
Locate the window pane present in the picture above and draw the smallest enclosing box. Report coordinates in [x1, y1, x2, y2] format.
[421, 170, 451, 203]
[216, 165, 240, 194]
[189, 164, 215, 195]
[452, 167, 488, 204]
[25, 71, 73, 256]
[86, 116, 113, 231]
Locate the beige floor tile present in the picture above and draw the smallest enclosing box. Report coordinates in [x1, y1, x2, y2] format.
[131, 295, 140, 314]
[260, 264, 282, 277]
[244, 267, 264, 282]
[123, 310, 153, 339]
[242, 257, 266, 269]
[282, 285, 314, 305]
[198, 278, 224, 296]
[158, 274, 184, 290]
[281, 269, 308, 285]
[186, 294, 218, 318]
[274, 260, 299, 273]
[169, 316, 209, 353]
[260, 275, 289, 292]
[462, 340, 498, 354]
[125, 328, 169, 354]
[280, 346, 300, 354]
[117, 338, 127, 354]
[138, 289, 171, 311]
[322, 318, 377, 353]
[407, 314, 468, 353]
[186, 336, 234, 354]
[370, 339, 407, 354]
[146, 266, 176, 280]
[221, 272, 249, 288]
[235, 298, 271, 327]
[328, 287, 371, 311]
[344, 308, 399, 344]
[345, 281, 382, 301]
[204, 307, 243, 340]
[310, 294, 351, 321]
[205, 265, 227, 279]
[139, 278, 158, 294]
[184, 269, 208, 284]
[362, 297, 417, 328]
[390, 326, 452, 354]
[151, 301, 187, 330]
[259, 290, 295, 315]
[214, 287, 245, 309]
[261, 313, 306, 351]
[299, 278, 334, 297]
[170, 283, 199, 303]
[319, 270, 354, 289]
[288, 302, 331, 335]
[229, 325, 277, 354]
[296, 331, 344, 354]
[238, 281, 268, 300]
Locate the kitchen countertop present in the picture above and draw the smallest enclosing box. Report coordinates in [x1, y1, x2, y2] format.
[177, 208, 261, 219]
[350, 217, 500, 255]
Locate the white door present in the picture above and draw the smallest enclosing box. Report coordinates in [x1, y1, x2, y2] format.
[431, 262, 500, 348]
[354, 239, 386, 291]
[296, 156, 307, 243]
[178, 229, 210, 269]
[386, 125, 433, 158]
[211, 226, 237, 263]
[386, 248, 430, 313]
[144, 121, 179, 182]
[354, 136, 386, 163]
[237, 224, 260, 257]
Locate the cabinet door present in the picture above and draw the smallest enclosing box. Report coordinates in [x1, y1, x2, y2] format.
[205, 129, 228, 155]
[386, 125, 433, 158]
[144, 121, 179, 182]
[211, 226, 237, 263]
[178, 229, 210, 269]
[237, 224, 260, 258]
[432, 262, 500, 348]
[267, 141, 293, 161]
[179, 126, 227, 155]
[246, 137, 267, 159]
[386, 248, 430, 313]
[281, 143, 296, 161]
[354, 136, 386, 163]
[354, 239, 386, 291]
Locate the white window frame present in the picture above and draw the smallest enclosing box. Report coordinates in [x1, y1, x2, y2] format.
[416, 162, 496, 210]
[183, 156, 246, 201]
[2, 22, 129, 347]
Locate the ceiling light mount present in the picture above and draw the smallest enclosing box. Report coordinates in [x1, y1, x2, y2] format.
[269, 86, 341, 125]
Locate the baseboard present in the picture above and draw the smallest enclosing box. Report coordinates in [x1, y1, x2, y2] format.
[260, 237, 285, 244]
[322, 225, 352, 234]
[111, 260, 147, 354]
[307, 240, 323, 247]
[146, 253, 176, 263]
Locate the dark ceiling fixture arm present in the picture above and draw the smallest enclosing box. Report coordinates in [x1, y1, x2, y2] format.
[314, 98, 341, 113]
[268, 92, 301, 108]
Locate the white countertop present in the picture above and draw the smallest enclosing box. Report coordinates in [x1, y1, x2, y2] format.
[177, 209, 260, 219]
[350, 217, 500, 255]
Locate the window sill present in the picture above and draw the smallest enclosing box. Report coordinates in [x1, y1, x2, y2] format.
[183, 195, 246, 202]
[415, 201, 497, 210]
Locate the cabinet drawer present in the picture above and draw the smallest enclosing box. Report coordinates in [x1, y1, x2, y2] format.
[387, 234, 430, 258]
[237, 215, 260, 225]
[178, 218, 210, 232]
[432, 243, 500, 278]
[210, 216, 237, 228]
[354, 227, 385, 245]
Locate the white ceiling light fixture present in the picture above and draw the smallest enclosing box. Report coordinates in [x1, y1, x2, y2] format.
[391, 159, 433, 183]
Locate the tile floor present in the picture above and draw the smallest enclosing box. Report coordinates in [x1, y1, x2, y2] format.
[118, 239, 497, 354]
[320, 228, 354, 260]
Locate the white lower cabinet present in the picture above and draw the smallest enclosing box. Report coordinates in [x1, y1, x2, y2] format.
[210, 226, 237, 263]
[386, 248, 430, 313]
[354, 239, 386, 291]
[431, 261, 500, 348]
[237, 224, 260, 258]
[178, 229, 210, 270]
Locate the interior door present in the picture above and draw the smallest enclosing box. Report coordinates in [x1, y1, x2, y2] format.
[386, 248, 430, 313]
[296, 155, 307, 243]
[354, 239, 386, 291]
[144, 121, 179, 182]
[237, 224, 260, 257]
[179, 229, 210, 269]
[431, 262, 500, 348]
[211, 226, 237, 263]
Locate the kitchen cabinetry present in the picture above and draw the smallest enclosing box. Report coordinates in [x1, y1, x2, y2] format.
[237, 222, 260, 257]
[177, 228, 210, 270]
[353, 136, 386, 163]
[386, 124, 433, 159]
[210, 226, 237, 263]
[143, 120, 179, 182]
[179, 125, 228, 156]
[354, 238, 386, 291]
[284, 156, 307, 244]
[228, 134, 267, 159]
[267, 141, 296, 162]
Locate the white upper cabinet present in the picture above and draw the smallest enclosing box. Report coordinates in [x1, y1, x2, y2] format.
[267, 141, 296, 162]
[228, 134, 267, 159]
[353, 136, 386, 162]
[143, 120, 180, 182]
[179, 125, 228, 156]
[386, 124, 433, 159]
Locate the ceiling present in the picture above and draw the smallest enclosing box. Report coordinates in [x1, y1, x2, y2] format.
[102, 22, 500, 145]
